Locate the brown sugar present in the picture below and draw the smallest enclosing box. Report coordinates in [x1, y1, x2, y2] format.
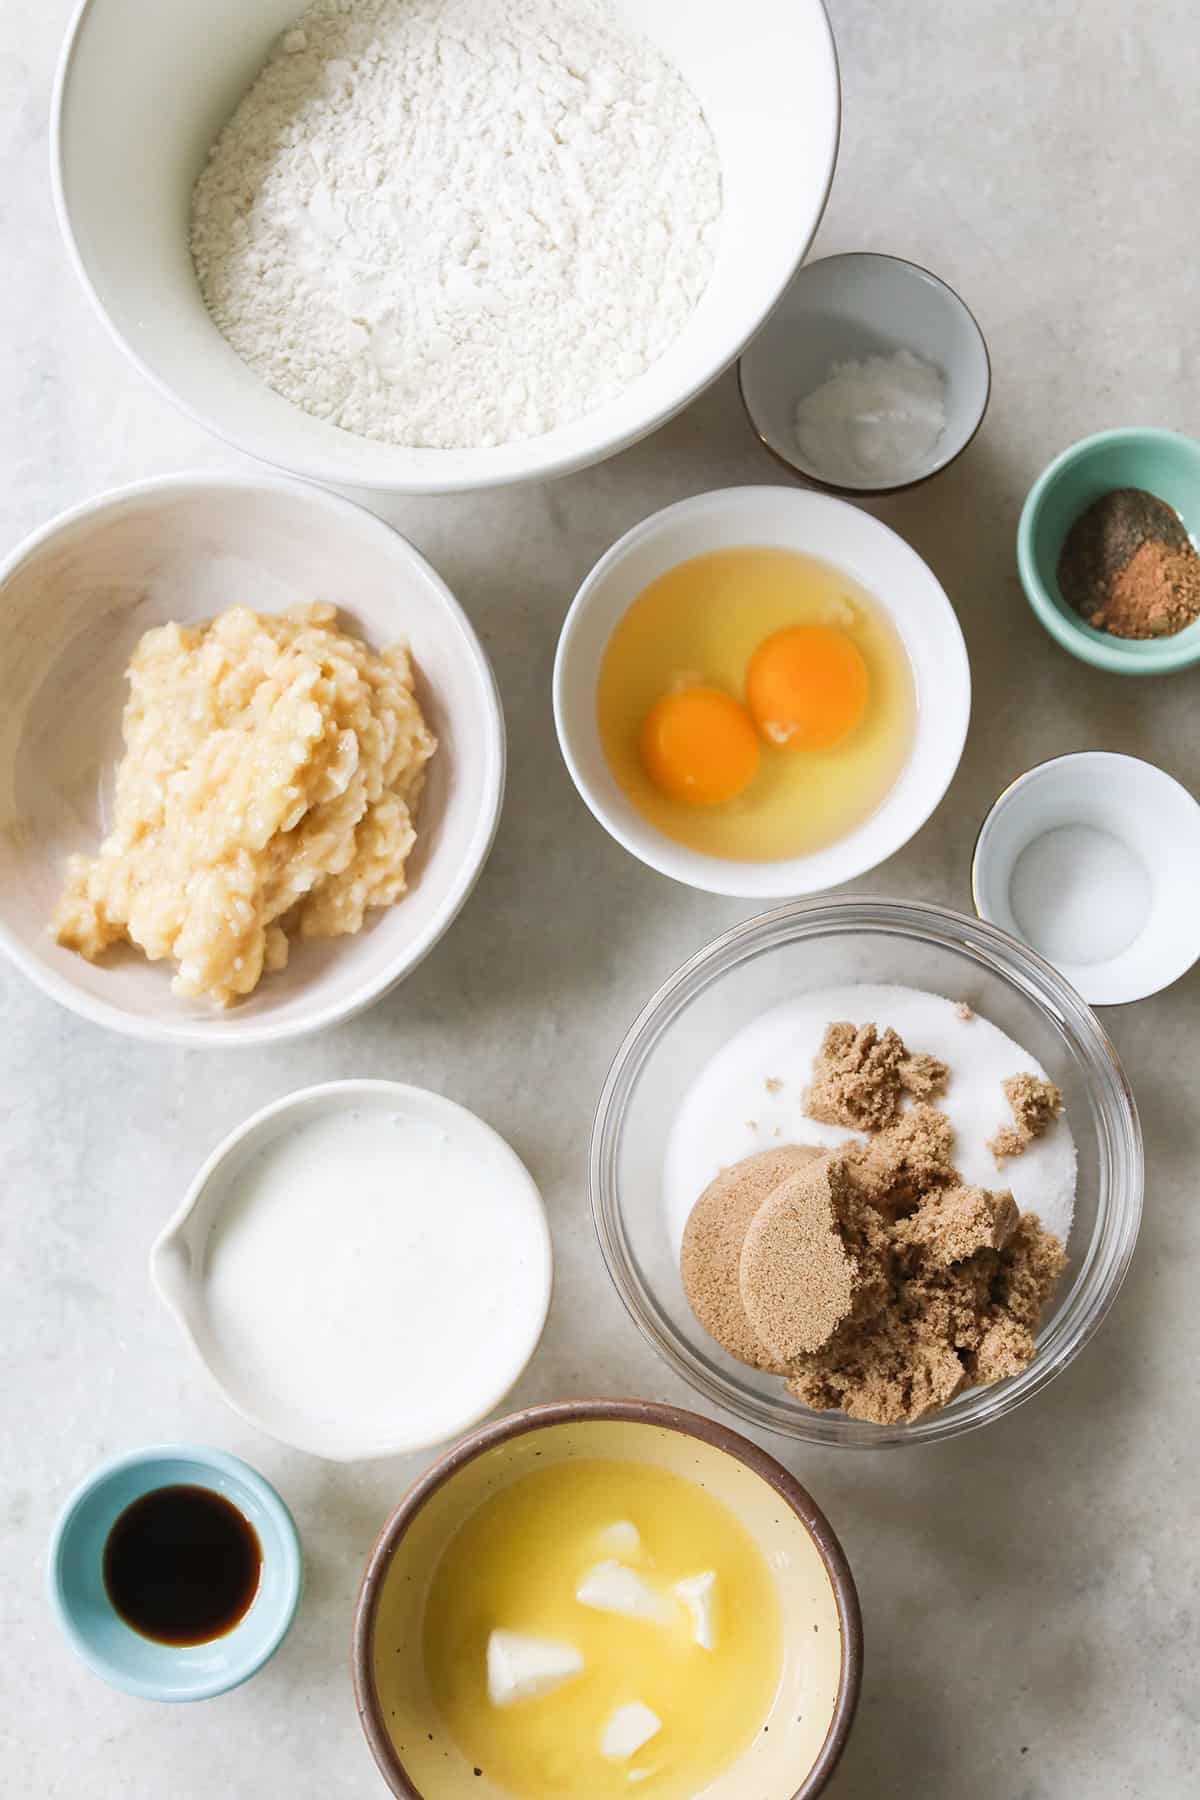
[804, 1021, 949, 1132]
[845, 1102, 958, 1218]
[776, 1131, 1065, 1425]
[893, 1183, 1019, 1266]
[678, 1019, 1069, 1426]
[680, 1145, 824, 1372]
[988, 1072, 1064, 1163]
[786, 1303, 970, 1423]
[738, 1157, 883, 1364]
[989, 1212, 1068, 1329]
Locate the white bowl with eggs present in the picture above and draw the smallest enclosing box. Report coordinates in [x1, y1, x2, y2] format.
[0, 473, 503, 1046]
[52, 0, 839, 495]
[553, 486, 971, 898]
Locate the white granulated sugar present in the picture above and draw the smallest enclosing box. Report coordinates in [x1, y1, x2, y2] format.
[664, 985, 1078, 1253]
[191, 0, 722, 449]
[792, 349, 947, 487]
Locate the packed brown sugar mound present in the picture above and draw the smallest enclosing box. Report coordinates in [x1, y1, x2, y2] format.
[988, 1072, 1064, 1163]
[681, 1018, 1067, 1426]
[739, 1155, 883, 1364]
[804, 1021, 948, 1131]
[680, 1145, 824, 1373]
[764, 1119, 1065, 1425]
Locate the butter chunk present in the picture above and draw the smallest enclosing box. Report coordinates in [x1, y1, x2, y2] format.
[486, 1630, 583, 1707]
[600, 1701, 662, 1760]
[596, 1520, 641, 1557]
[576, 1560, 674, 1625]
[674, 1570, 717, 1648]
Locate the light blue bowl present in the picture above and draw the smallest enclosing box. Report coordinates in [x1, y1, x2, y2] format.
[48, 1444, 302, 1702]
[1018, 427, 1200, 674]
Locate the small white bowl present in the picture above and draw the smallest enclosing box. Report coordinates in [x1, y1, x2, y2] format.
[553, 485, 970, 898]
[739, 253, 991, 494]
[52, 0, 839, 494]
[151, 1081, 553, 1461]
[0, 473, 503, 1046]
[972, 752, 1200, 1005]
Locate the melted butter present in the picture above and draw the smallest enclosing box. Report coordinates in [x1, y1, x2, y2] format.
[423, 1457, 783, 1799]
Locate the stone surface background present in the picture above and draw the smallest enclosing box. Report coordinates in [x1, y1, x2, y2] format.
[2, 3, 1197, 1794]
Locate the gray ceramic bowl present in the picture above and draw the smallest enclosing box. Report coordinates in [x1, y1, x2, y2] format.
[739, 252, 991, 494]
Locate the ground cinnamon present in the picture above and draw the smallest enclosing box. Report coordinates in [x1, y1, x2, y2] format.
[1057, 486, 1200, 639]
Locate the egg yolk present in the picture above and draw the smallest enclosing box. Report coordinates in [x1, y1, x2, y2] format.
[745, 625, 870, 751]
[639, 686, 761, 806]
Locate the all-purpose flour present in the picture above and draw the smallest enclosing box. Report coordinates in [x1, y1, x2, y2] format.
[191, 0, 723, 449]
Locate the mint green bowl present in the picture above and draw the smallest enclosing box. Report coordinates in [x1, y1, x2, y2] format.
[1018, 427, 1200, 674]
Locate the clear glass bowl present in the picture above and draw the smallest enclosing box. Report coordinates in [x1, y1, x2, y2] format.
[591, 898, 1143, 1447]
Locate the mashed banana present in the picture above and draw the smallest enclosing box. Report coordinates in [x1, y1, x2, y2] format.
[54, 603, 436, 1006]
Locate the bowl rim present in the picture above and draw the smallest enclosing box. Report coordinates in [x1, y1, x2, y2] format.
[350, 1396, 863, 1800]
[50, 0, 842, 495]
[970, 749, 1200, 1007]
[1016, 425, 1200, 674]
[149, 1079, 554, 1460]
[737, 250, 993, 497]
[589, 895, 1143, 1447]
[0, 468, 506, 1047]
[552, 484, 971, 898]
[47, 1440, 303, 1702]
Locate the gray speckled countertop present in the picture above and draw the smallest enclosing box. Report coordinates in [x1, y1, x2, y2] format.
[2, 2, 1198, 1795]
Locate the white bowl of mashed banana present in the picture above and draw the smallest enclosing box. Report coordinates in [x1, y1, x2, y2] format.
[0, 473, 504, 1045]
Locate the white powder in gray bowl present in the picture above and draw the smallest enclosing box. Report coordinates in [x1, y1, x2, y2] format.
[792, 348, 947, 488]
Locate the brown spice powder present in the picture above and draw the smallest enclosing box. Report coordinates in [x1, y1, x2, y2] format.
[1091, 539, 1200, 638]
[1057, 486, 1200, 639]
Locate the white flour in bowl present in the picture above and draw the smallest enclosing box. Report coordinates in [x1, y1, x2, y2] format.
[191, 0, 723, 449]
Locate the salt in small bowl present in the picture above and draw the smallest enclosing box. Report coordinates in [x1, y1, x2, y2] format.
[972, 751, 1200, 1005]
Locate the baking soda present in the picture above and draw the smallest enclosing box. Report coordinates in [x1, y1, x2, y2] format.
[792, 349, 947, 487]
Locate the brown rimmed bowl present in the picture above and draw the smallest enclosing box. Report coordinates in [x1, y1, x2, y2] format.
[352, 1399, 862, 1800]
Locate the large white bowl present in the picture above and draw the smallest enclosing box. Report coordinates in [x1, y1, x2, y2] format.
[51, 0, 840, 495]
[553, 486, 971, 898]
[0, 473, 504, 1046]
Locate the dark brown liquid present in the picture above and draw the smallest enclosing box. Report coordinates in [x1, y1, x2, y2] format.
[103, 1485, 262, 1646]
